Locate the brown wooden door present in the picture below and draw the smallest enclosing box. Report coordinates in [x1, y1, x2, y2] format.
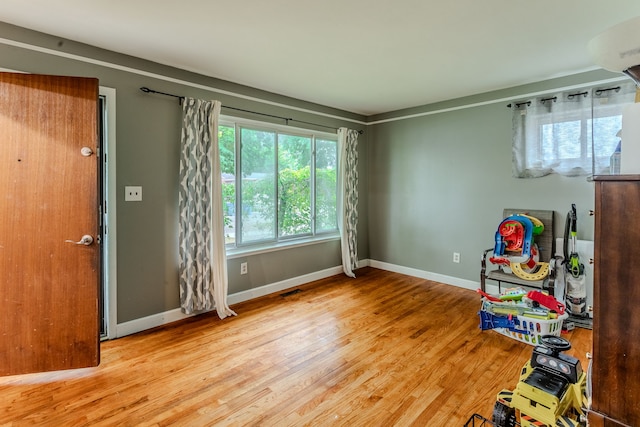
[0, 73, 100, 376]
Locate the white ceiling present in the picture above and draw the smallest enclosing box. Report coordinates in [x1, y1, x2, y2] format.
[1, 0, 640, 115]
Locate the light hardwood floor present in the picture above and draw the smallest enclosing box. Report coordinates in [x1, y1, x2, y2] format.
[0, 267, 591, 426]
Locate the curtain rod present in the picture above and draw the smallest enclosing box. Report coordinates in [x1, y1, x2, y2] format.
[506, 85, 622, 108]
[140, 87, 363, 134]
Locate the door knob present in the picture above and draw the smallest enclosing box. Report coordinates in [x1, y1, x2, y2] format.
[65, 235, 94, 245]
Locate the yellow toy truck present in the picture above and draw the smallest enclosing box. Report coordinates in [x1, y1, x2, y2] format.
[492, 335, 588, 427]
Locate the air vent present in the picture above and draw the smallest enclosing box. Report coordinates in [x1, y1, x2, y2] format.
[280, 289, 302, 297]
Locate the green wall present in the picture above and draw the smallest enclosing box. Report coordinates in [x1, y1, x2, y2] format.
[1, 21, 622, 328]
[366, 69, 623, 283]
[0, 22, 369, 324]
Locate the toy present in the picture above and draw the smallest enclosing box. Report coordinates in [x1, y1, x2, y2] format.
[479, 289, 567, 345]
[489, 213, 550, 282]
[526, 290, 566, 315]
[478, 310, 528, 335]
[477, 289, 501, 302]
[492, 335, 588, 427]
[491, 215, 535, 263]
[480, 298, 553, 319]
[479, 288, 563, 319]
[499, 288, 527, 301]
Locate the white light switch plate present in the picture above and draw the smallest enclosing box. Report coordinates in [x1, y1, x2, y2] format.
[125, 186, 143, 201]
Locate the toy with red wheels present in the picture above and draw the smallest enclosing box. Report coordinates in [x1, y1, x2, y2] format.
[492, 335, 588, 427]
[489, 214, 550, 282]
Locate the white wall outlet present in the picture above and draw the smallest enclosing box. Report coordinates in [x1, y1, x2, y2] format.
[125, 186, 143, 202]
[453, 252, 460, 263]
[240, 262, 248, 275]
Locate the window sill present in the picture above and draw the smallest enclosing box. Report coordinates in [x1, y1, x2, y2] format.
[225, 233, 341, 259]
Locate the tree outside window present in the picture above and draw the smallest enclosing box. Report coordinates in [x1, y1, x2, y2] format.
[219, 120, 337, 248]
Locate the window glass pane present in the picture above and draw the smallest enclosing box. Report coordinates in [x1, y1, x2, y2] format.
[278, 134, 312, 237]
[240, 128, 276, 243]
[541, 121, 582, 160]
[316, 138, 337, 232]
[219, 125, 236, 245]
[515, 83, 635, 177]
[592, 115, 622, 158]
[220, 118, 340, 250]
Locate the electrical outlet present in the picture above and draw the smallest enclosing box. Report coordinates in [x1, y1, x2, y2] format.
[125, 186, 143, 202]
[453, 252, 460, 263]
[240, 262, 248, 275]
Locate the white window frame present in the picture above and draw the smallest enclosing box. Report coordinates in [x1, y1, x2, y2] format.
[219, 116, 340, 257]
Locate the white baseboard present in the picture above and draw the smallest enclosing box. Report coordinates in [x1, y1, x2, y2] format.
[366, 259, 481, 291]
[226, 265, 344, 305]
[115, 265, 344, 338]
[115, 261, 484, 338]
[115, 308, 188, 338]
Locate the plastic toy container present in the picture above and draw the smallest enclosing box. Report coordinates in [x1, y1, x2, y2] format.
[492, 312, 567, 346]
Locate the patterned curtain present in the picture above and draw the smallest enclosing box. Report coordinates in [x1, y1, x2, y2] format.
[179, 98, 236, 319]
[337, 128, 359, 278]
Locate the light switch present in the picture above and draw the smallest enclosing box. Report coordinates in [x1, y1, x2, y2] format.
[125, 186, 143, 202]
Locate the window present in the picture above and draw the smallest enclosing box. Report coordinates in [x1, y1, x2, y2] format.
[538, 108, 621, 170]
[219, 118, 338, 250]
[512, 82, 636, 178]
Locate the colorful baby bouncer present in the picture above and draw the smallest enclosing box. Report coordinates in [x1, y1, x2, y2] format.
[489, 214, 549, 282]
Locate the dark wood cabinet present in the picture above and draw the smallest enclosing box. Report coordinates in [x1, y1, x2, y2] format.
[589, 175, 640, 427]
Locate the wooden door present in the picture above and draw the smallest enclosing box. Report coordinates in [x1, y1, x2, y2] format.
[0, 73, 100, 376]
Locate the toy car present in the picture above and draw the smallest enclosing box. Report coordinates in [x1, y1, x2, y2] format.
[492, 335, 588, 427]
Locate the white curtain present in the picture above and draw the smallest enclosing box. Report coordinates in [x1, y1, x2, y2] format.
[591, 84, 637, 174]
[512, 82, 636, 178]
[179, 98, 236, 319]
[337, 127, 359, 278]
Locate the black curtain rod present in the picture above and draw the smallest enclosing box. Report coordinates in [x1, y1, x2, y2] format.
[506, 101, 531, 108]
[506, 85, 623, 108]
[139, 87, 363, 134]
[568, 91, 588, 99]
[595, 86, 621, 96]
[140, 86, 183, 101]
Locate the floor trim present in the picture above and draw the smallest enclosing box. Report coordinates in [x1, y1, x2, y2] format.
[114, 260, 489, 338]
[367, 259, 480, 290]
[115, 265, 344, 338]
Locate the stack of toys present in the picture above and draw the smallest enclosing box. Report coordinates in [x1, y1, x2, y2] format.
[478, 287, 567, 345]
[489, 214, 549, 281]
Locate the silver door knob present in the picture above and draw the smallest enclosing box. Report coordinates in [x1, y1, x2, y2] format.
[65, 235, 94, 245]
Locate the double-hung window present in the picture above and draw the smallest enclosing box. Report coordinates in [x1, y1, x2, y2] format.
[219, 118, 338, 250]
[512, 82, 636, 178]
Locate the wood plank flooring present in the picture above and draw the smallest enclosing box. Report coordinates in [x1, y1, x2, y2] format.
[0, 267, 592, 426]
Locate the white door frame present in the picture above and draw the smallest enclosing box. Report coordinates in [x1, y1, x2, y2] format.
[100, 86, 117, 340]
